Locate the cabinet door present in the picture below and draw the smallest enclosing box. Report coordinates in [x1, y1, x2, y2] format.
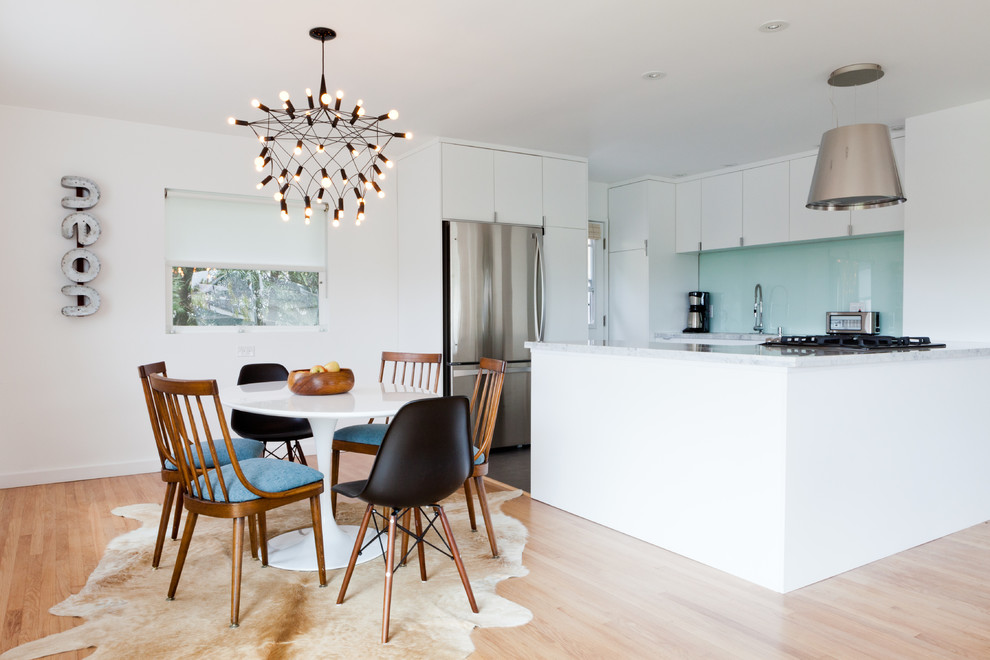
[441, 143, 494, 222]
[543, 158, 588, 229]
[675, 180, 702, 253]
[542, 226, 589, 342]
[743, 162, 789, 246]
[494, 150, 543, 225]
[608, 248, 648, 344]
[608, 182, 649, 252]
[789, 155, 850, 241]
[701, 171, 743, 250]
[851, 136, 905, 235]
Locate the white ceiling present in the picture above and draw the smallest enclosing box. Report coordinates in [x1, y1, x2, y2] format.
[3, 0, 989, 183]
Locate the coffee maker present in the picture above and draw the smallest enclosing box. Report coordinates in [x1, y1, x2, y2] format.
[684, 291, 710, 333]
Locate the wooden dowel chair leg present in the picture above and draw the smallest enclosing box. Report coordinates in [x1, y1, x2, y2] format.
[474, 476, 499, 557]
[168, 510, 198, 600]
[231, 517, 245, 627]
[337, 504, 374, 604]
[414, 507, 427, 582]
[154, 482, 177, 568]
[258, 512, 269, 566]
[382, 510, 398, 643]
[310, 496, 327, 587]
[248, 514, 259, 560]
[330, 449, 340, 518]
[463, 480, 477, 531]
[170, 488, 184, 540]
[437, 506, 478, 613]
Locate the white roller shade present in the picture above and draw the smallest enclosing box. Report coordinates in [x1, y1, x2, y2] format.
[165, 189, 327, 269]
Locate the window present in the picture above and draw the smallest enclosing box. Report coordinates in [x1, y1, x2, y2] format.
[164, 189, 327, 331]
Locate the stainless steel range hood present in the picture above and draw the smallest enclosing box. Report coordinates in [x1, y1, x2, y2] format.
[806, 64, 906, 211]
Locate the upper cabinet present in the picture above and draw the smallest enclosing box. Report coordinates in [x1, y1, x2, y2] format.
[675, 180, 701, 253]
[495, 150, 543, 225]
[701, 172, 743, 251]
[441, 144, 494, 222]
[543, 158, 589, 229]
[850, 136, 905, 236]
[608, 182, 649, 252]
[441, 143, 542, 224]
[742, 161, 789, 246]
[789, 155, 851, 241]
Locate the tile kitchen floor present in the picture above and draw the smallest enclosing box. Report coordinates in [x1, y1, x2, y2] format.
[485, 445, 530, 492]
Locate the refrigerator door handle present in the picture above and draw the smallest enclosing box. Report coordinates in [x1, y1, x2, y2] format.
[533, 233, 546, 342]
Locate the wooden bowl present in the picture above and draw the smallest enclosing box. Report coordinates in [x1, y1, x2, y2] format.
[287, 368, 355, 395]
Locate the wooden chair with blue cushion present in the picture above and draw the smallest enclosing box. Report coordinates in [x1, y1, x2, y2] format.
[461, 357, 506, 557]
[148, 374, 328, 627]
[230, 362, 312, 464]
[137, 362, 265, 569]
[329, 351, 442, 516]
[334, 396, 478, 643]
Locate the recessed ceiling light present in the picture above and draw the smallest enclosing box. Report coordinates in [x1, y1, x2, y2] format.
[642, 71, 666, 81]
[758, 20, 789, 33]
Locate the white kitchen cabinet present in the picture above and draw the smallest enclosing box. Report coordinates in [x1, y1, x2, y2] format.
[543, 157, 589, 229]
[542, 225, 589, 341]
[608, 182, 648, 252]
[440, 143, 542, 224]
[850, 136, 905, 235]
[441, 143, 495, 222]
[494, 150, 543, 225]
[675, 179, 702, 253]
[701, 171, 743, 250]
[608, 247, 649, 344]
[789, 154, 851, 241]
[742, 161, 789, 246]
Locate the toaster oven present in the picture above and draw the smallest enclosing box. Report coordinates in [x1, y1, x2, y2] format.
[826, 311, 880, 335]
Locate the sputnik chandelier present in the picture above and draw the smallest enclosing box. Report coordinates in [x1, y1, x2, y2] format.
[228, 27, 411, 226]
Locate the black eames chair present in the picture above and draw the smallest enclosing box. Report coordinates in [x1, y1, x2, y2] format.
[230, 363, 311, 464]
[334, 396, 479, 643]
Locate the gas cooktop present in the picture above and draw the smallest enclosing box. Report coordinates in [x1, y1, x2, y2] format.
[763, 334, 947, 352]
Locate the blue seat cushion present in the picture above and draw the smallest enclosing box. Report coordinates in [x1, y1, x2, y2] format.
[164, 437, 264, 471]
[197, 458, 324, 503]
[474, 450, 486, 466]
[333, 423, 388, 447]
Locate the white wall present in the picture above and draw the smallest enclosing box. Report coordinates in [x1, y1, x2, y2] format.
[0, 104, 398, 487]
[904, 98, 990, 341]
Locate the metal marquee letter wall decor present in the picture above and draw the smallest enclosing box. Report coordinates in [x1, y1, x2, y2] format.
[60, 176, 102, 316]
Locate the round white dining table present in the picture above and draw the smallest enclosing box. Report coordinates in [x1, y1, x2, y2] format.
[220, 381, 436, 571]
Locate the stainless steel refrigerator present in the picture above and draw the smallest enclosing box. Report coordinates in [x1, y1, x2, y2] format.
[443, 220, 544, 448]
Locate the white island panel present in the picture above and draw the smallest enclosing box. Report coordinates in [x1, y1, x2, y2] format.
[529, 340, 990, 593]
[532, 349, 791, 591]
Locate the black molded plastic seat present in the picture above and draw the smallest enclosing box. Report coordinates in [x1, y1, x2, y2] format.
[230, 363, 312, 464]
[334, 396, 478, 643]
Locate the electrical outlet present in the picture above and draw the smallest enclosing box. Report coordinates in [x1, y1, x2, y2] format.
[236, 345, 255, 357]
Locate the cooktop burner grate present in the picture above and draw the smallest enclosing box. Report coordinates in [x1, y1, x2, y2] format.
[765, 335, 946, 351]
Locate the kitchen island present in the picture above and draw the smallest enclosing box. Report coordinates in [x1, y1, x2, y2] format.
[527, 338, 990, 592]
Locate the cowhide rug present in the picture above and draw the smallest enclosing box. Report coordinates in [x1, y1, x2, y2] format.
[1, 489, 531, 659]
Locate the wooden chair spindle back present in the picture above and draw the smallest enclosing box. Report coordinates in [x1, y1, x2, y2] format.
[470, 358, 506, 463]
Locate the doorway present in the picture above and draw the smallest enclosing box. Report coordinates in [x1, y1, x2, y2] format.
[588, 221, 608, 342]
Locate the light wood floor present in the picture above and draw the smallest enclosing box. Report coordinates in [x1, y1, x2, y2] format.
[3, 455, 990, 658]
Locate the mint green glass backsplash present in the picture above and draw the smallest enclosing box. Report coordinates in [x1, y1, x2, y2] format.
[698, 234, 904, 335]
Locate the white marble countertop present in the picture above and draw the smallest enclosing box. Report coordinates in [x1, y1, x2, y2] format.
[526, 337, 990, 368]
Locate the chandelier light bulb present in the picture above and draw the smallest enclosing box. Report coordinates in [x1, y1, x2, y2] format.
[279, 91, 290, 102]
[274, 191, 283, 201]
[294, 165, 303, 180]
[388, 109, 398, 120]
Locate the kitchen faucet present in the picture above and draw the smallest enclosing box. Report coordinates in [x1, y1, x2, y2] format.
[753, 284, 764, 333]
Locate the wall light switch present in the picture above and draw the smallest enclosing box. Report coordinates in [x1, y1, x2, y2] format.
[236, 345, 255, 357]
